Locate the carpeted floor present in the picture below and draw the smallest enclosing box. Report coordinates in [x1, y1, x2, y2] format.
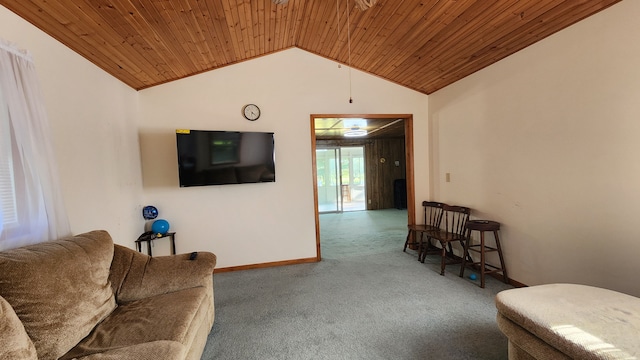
[201, 209, 513, 359]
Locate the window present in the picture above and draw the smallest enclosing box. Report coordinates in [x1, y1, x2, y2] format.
[0, 39, 70, 250]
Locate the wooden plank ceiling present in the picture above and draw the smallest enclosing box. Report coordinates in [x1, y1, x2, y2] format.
[1, 0, 621, 94]
[315, 117, 405, 140]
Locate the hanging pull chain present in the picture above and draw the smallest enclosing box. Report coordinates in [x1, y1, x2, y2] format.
[336, 0, 341, 70]
[347, 0, 353, 103]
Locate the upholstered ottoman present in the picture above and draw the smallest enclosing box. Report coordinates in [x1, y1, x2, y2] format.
[496, 284, 640, 360]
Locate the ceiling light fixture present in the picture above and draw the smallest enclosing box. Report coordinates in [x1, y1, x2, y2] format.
[354, 0, 377, 10]
[344, 127, 368, 137]
[272, 0, 289, 4]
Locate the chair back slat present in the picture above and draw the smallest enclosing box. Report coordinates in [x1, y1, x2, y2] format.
[422, 201, 445, 229]
[442, 205, 470, 236]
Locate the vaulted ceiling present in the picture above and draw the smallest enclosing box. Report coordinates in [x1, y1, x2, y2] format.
[1, 0, 621, 93]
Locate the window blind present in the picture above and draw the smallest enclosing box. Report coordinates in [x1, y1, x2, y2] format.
[0, 95, 17, 227]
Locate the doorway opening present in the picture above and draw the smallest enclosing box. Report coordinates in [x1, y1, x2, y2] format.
[311, 114, 415, 260]
[316, 146, 366, 213]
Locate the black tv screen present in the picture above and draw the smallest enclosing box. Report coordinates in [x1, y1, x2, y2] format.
[176, 129, 275, 187]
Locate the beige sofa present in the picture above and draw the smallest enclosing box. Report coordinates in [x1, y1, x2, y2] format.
[496, 283, 640, 359]
[0, 230, 216, 360]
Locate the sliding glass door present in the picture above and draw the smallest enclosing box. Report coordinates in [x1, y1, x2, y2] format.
[316, 146, 366, 213]
[316, 148, 341, 213]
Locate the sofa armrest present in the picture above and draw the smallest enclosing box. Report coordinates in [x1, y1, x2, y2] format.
[0, 295, 37, 360]
[109, 245, 216, 303]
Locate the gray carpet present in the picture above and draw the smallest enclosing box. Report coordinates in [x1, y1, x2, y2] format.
[201, 209, 513, 359]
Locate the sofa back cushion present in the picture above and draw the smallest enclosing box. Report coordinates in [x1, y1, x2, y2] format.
[0, 230, 117, 359]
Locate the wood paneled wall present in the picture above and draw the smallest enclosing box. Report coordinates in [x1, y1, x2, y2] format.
[316, 138, 406, 210]
[365, 138, 406, 210]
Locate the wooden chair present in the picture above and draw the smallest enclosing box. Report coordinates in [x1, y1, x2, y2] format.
[404, 201, 445, 257]
[420, 205, 471, 275]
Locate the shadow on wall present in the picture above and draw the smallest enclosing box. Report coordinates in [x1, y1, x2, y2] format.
[138, 129, 179, 188]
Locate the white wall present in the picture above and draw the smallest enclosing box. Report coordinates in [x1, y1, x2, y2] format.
[0, 6, 143, 245]
[428, 1, 640, 295]
[139, 48, 429, 268]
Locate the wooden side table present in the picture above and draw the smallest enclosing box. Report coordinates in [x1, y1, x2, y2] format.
[135, 232, 176, 257]
[460, 220, 508, 288]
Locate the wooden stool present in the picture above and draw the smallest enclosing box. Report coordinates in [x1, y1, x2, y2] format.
[460, 220, 508, 288]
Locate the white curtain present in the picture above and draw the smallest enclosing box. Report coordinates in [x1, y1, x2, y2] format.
[0, 39, 70, 251]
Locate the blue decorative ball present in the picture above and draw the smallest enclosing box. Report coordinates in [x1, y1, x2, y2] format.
[151, 219, 170, 235]
[142, 205, 158, 220]
[469, 273, 477, 281]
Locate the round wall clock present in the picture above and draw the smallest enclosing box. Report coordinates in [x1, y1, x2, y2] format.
[242, 104, 261, 121]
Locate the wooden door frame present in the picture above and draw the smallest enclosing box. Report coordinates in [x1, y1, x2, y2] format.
[310, 114, 416, 260]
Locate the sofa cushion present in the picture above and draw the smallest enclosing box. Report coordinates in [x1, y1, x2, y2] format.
[66, 340, 186, 360]
[0, 230, 117, 359]
[0, 295, 37, 360]
[62, 286, 209, 359]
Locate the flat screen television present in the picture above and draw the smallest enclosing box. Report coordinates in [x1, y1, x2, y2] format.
[176, 129, 275, 187]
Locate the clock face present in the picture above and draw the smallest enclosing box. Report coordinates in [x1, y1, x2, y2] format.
[243, 104, 260, 121]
